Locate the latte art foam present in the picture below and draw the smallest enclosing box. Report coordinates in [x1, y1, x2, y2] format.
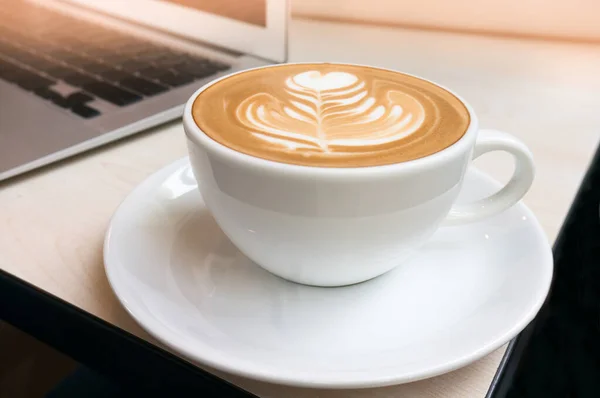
[193, 64, 469, 167]
[238, 71, 426, 153]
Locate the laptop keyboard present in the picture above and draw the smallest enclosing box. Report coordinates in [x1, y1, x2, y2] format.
[0, 0, 230, 118]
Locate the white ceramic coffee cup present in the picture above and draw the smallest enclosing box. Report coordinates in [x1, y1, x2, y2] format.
[183, 64, 535, 287]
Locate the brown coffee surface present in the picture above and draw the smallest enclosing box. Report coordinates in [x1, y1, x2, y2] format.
[192, 63, 470, 167]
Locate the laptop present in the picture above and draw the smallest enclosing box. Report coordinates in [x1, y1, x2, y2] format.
[0, 0, 288, 181]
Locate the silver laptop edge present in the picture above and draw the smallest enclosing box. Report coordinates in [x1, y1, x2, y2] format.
[0, 0, 288, 181]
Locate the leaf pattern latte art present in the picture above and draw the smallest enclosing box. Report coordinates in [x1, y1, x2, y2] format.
[236, 71, 426, 153]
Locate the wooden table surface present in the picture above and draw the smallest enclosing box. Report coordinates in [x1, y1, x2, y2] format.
[1, 18, 599, 398]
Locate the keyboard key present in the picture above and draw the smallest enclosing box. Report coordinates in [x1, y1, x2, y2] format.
[0, 63, 21, 82]
[16, 73, 55, 91]
[0, 58, 55, 90]
[97, 68, 135, 83]
[135, 51, 165, 63]
[52, 52, 98, 69]
[17, 54, 57, 72]
[121, 44, 157, 58]
[33, 87, 69, 108]
[71, 103, 101, 119]
[47, 48, 77, 62]
[136, 65, 172, 80]
[69, 39, 104, 56]
[138, 47, 178, 60]
[62, 71, 99, 87]
[44, 63, 77, 79]
[81, 81, 141, 106]
[154, 55, 189, 68]
[0, 45, 62, 75]
[80, 60, 111, 75]
[155, 71, 195, 87]
[22, 39, 61, 55]
[0, 38, 27, 57]
[118, 76, 168, 96]
[65, 92, 94, 106]
[117, 59, 147, 72]
[97, 53, 127, 64]
[174, 52, 205, 63]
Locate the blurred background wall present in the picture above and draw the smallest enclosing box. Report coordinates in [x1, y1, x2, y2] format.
[292, 0, 600, 42]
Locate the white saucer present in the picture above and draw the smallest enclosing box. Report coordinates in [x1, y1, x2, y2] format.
[104, 158, 553, 389]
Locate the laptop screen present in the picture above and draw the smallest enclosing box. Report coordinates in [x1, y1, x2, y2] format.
[161, 0, 267, 27]
[60, 0, 286, 62]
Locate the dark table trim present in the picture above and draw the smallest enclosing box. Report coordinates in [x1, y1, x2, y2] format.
[486, 142, 600, 397]
[0, 270, 255, 397]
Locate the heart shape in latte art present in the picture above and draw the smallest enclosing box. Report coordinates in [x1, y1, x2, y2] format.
[292, 71, 358, 92]
[236, 71, 426, 153]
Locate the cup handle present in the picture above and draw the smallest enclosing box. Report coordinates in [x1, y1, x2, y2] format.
[444, 129, 535, 226]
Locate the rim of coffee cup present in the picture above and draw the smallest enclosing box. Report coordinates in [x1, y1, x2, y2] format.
[183, 62, 479, 181]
